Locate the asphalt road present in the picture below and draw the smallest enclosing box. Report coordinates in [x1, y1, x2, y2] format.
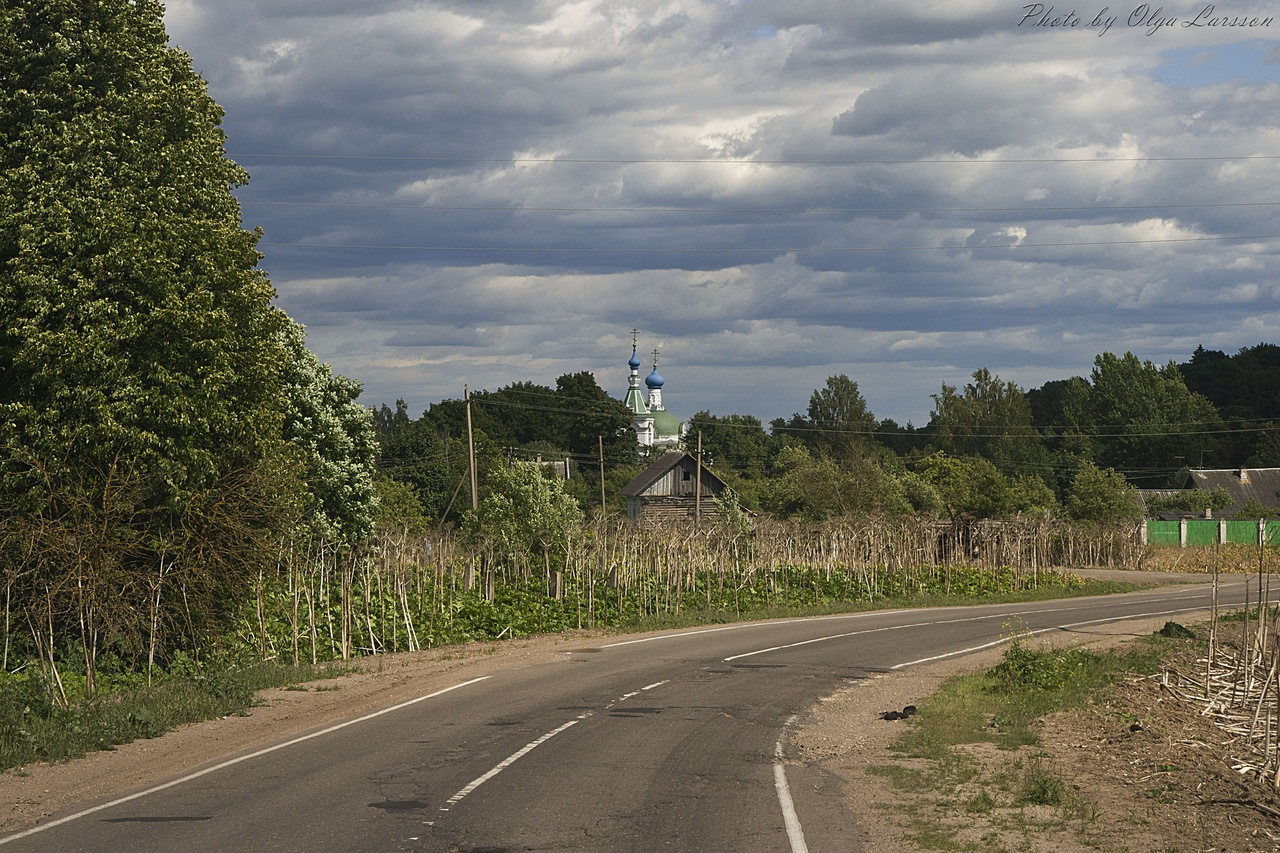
[0, 576, 1255, 853]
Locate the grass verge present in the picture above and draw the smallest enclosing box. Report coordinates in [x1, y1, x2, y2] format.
[0, 660, 346, 772]
[869, 625, 1202, 851]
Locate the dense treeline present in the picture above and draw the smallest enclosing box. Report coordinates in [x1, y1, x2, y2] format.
[375, 345, 1280, 533]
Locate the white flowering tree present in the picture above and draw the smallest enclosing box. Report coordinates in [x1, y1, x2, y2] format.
[278, 319, 379, 544]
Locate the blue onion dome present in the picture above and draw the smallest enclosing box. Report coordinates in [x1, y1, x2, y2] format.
[645, 367, 665, 388]
[629, 348, 641, 370]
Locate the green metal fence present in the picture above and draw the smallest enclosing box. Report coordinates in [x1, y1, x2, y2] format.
[1225, 520, 1259, 545]
[1145, 518, 1280, 546]
[1184, 520, 1219, 545]
[1145, 520, 1181, 546]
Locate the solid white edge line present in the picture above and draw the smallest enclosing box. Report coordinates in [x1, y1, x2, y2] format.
[725, 609, 1013, 662]
[440, 719, 580, 811]
[774, 716, 809, 853]
[727, 590, 1228, 664]
[889, 604, 1213, 670]
[0, 675, 493, 846]
[599, 609, 928, 649]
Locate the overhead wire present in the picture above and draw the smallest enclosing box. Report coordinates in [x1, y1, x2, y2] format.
[232, 152, 1280, 166]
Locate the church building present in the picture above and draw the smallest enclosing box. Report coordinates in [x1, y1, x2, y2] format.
[623, 331, 684, 449]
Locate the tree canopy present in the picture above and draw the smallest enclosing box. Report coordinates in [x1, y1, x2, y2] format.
[772, 374, 878, 459]
[0, 0, 377, 689]
[929, 368, 1046, 474]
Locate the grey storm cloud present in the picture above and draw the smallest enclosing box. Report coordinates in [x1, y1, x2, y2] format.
[163, 0, 1280, 426]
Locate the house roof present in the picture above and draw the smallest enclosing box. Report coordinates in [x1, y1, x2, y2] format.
[620, 450, 726, 497]
[1188, 468, 1280, 516]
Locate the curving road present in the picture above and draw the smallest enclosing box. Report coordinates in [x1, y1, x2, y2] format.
[0, 576, 1255, 853]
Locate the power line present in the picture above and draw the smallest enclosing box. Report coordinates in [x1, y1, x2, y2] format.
[239, 199, 1280, 215]
[258, 232, 1279, 254]
[233, 152, 1280, 166]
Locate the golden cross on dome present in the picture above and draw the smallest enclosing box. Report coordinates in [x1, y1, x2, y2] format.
[651, 348, 660, 369]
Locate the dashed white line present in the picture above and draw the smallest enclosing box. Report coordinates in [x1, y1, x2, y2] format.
[443, 679, 670, 809]
[440, 717, 583, 811]
[606, 676, 670, 701]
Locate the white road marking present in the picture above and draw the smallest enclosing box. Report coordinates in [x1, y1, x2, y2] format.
[598, 610, 927, 649]
[890, 604, 1208, 669]
[606, 679, 669, 708]
[0, 676, 493, 846]
[440, 718, 581, 811]
[724, 611, 1008, 661]
[445, 678, 668, 807]
[773, 716, 809, 853]
[725, 593, 1222, 663]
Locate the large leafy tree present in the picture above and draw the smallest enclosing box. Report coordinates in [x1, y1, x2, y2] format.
[0, 0, 287, 488]
[463, 463, 583, 566]
[685, 411, 773, 478]
[1064, 461, 1144, 524]
[1180, 344, 1280, 464]
[0, 0, 302, 687]
[914, 452, 1012, 520]
[773, 374, 878, 459]
[761, 445, 910, 521]
[551, 371, 635, 464]
[1082, 352, 1224, 483]
[929, 368, 1047, 475]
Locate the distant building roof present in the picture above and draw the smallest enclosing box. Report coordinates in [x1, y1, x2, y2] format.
[619, 450, 729, 524]
[620, 451, 726, 498]
[1187, 468, 1280, 516]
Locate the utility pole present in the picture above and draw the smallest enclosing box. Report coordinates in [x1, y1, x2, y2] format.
[465, 385, 478, 511]
[695, 430, 703, 522]
[598, 435, 606, 515]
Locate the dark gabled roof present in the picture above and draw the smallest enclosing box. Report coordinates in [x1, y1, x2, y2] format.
[619, 450, 726, 497]
[1188, 468, 1280, 516]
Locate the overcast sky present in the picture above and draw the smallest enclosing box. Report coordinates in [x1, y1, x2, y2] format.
[164, 0, 1280, 426]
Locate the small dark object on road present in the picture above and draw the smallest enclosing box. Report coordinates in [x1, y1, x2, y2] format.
[880, 705, 918, 721]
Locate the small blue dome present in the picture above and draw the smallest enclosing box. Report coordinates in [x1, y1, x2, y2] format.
[628, 348, 641, 370]
[645, 368, 665, 389]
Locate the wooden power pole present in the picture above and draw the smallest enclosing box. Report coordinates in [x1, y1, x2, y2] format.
[465, 385, 478, 511]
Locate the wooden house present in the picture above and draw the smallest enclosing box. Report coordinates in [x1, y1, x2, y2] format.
[619, 450, 727, 523]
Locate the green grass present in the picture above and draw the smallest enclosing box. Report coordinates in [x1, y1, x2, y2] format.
[896, 631, 1174, 757]
[875, 628, 1197, 849]
[0, 660, 346, 772]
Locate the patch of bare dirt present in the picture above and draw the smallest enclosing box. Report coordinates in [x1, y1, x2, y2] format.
[794, 610, 1280, 853]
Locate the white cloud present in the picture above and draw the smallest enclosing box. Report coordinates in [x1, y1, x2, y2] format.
[165, 0, 1280, 423]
